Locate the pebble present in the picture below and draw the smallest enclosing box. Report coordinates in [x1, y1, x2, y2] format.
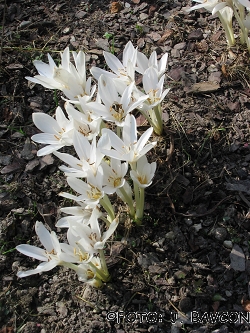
[187, 29, 203, 40]
[75, 11, 87, 19]
[19, 20, 31, 28]
[230, 244, 245, 271]
[214, 227, 227, 242]
[223, 240, 233, 249]
[140, 13, 149, 20]
[174, 42, 186, 50]
[165, 231, 175, 240]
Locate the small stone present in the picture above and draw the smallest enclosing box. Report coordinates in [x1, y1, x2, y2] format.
[174, 42, 186, 50]
[171, 48, 180, 58]
[75, 11, 87, 19]
[230, 244, 245, 272]
[165, 231, 175, 240]
[214, 227, 227, 242]
[95, 38, 110, 51]
[21, 138, 35, 160]
[0, 155, 12, 166]
[140, 13, 149, 20]
[62, 27, 71, 34]
[187, 29, 203, 40]
[19, 21, 32, 28]
[223, 240, 233, 249]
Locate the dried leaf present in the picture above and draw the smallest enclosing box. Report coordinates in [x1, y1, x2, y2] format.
[187, 81, 220, 94]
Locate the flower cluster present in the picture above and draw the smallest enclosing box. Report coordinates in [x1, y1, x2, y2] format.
[187, 0, 250, 51]
[16, 42, 168, 286]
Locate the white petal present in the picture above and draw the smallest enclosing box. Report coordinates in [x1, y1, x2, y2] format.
[31, 133, 60, 144]
[136, 127, 153, 152]
[26, 76, 62, 90]
[90, 66, 116, 80]
[32, 113, 61, 134]
[17, 261, 58, 277]
[121, 82, 134, 110]
[101, 218, 119, 243]
[104, 51, 124, 75]
[143, 67, 158, 93]
[102, 129, 126, 154]
[61, 47, 70, 70]
[16, 244, 47, 261]
[212, 2, 227, 14]
[37, 144, 64, 156]
[158, 52, 168, 76]
[55, 106, 70, 127]
[35, 221, 54, 251]
[237, 0, 250, 8]
[136, 51, 148, 74]
[123, 114, 137, 147]
[67, 177, 89, 195]
[33, 60, 53, 77]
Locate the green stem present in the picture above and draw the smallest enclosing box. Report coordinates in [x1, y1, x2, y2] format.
[100, 194, 115, 222]
[118, 186, 135, 218]
[116, 125, 121, 139]
[153, 104, 163, 136]
[135, 187, 145, 225]
[139, 108, 154, 127]
[88, 260, 110, 282]
[99, 249, 110, 277]
[217, 12, 235, 47]
[100, 215, 112, 226]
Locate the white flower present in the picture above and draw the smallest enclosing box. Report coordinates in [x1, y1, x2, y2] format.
[101, 114, 157, 163]
[60, 168, 105, 207]
[91, 41, 137, 85]
[130, 155, 156, 188]
[75, 257, 103, 287]
[75, 216, 119, 254]
[136, 50, 168, 78]
[101, 158, 128, 194]
[26, 47, 96, 102]
[88, 76, 148, 127]
[54, 132, 110, 177]
[142, 67, 170, 110]
[56, 203, 100, 228]
[31, 107, 74, 156]
[65, 102, 101, 140]
[16, 221, 68, 277]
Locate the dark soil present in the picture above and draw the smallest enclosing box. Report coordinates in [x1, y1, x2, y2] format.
[1, 0, 250, 332]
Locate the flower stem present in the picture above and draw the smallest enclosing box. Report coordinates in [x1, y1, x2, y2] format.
[100, 194, 115, 222]
[217, 12, 235, 47]
[118, 186, 135, 218]
[88, 257, 110, 282]
[153, 104, 163, 136]
[99, 249, 110, 278]
[135, 187, 145, 225]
